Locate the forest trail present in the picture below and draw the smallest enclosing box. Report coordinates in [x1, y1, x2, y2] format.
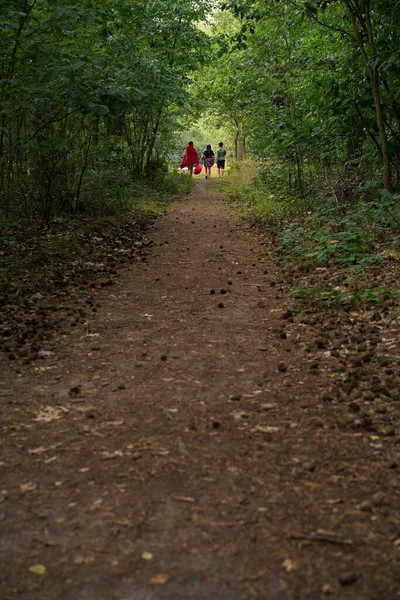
[1, 180, 399, 600]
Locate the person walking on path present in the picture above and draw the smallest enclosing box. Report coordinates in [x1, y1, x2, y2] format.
[181, 141, 200, 177]
[202, 144, 215, 179]
[216, 141, 227, 177]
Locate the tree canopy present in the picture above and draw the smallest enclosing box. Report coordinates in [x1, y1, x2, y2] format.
[1, 0, 400, 221]
[0, 0, 212, 220]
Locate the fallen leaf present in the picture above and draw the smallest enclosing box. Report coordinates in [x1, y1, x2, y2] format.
[29, 564, 46, 575]
[20, 482, 37, 493]
[173, 496, 195, 503]
[322, 583, 336, 594]
[28, 446, 47, 455]
[142, 551, 153, 561]
[252, 425, 280, 433]
[282, 558, 298, 573]
[34, 406, 68, 423]
[151, 574, 169, 584]
[100, 451, 124, 460]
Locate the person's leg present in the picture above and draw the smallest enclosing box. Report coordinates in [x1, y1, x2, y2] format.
[188, 164, 193, 177]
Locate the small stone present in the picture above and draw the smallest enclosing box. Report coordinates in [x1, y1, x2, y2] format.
[160, 355, 168, 361]
[118, 384, 126, 390]
[257, 301, 266, 309]
[372, 492, 388, 507]
[261, 403, 276, 411]
[383, 427, 396, 437]
[210, 289, 215, 295]
[322, 583, 336, 595]
[220, 289, 227, 295]
[321, 395, 334, 403]
[69, 386, 81, 397]
[218, 303, 224, 308]
[304, 462, 316, 472]
[278, 363, 287, 373]
[212, 420, 221, 429]
[359, 500, 373, 512]
[339, 572, 357, 586]
[281, 310, 293, 320]
[230, 394, 241, 402]
[280, 332, 287, 339]
[349, 402, 360, 413]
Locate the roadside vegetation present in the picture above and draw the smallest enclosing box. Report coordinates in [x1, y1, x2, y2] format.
[215, 159, 400, 315]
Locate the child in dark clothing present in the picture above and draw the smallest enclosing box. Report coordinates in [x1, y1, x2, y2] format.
[216, 142, 227, 177]
[202, 144, 214, 179]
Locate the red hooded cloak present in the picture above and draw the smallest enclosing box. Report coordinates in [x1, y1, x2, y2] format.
[181, 144, 199, 168]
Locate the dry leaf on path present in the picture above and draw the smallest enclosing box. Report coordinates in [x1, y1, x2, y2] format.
[29, 564, 46, 575]
[34, 406, 69, 423]
[151, 574, 169, 584]
[252, 425, 280, 433]
[282, 558, 299, 573]
[20, 482, 37, 493]
[173, 496, 195, 503]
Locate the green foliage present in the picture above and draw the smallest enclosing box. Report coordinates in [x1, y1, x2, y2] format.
[223, 159, 399, 307]
[196, 0, 400, 193]
[0, 0, 211, 221]
[280, 192, 400, 269]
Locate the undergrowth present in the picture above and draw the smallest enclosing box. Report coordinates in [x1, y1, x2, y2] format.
[217, 160, 400, 311]
[0, 170, 193, 297]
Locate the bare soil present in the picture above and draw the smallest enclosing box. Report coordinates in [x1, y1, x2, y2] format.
[1, 180, 399, 599]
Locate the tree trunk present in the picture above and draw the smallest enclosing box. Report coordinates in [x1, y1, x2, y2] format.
[237, 133, 246, 160]
[345, 0, 391, 189]
[371, 68, 391, 189]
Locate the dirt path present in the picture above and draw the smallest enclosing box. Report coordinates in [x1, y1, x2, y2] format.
[1, 181, 399, 599]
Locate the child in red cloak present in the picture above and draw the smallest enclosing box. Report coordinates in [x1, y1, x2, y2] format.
[181, 141, 199, 176]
